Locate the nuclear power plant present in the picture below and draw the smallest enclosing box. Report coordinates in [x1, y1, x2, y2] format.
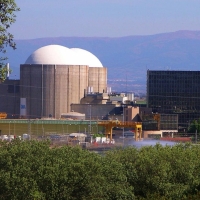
[0, 44, 180, 140]
[0, 45, 107, 119]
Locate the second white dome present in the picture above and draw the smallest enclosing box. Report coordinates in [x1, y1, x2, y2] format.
[71, 48, 103, 67]
[25, 45, 103, 67]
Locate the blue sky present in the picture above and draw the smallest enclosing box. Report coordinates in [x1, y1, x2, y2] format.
[10, 0, 200, 39]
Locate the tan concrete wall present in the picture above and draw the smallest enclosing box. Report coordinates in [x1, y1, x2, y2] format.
[143, 130, 163, 138]
[20, 65, 43, 118]
[125, 107, 139, 121]
[43, 65, 55, 118]
[124, 107, 152, 122]
[71, 104, 118, 120]
[31, 65, 43, 118]
[67, 66, 88, 113]
[20, 65, 89, 119]
[88, 67, 107, 93]
[2, 65, 108, 120]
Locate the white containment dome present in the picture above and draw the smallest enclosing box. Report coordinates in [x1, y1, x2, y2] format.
[71, 48, 103, 67]
[25, 45, 103, 67]
[25, 45, 76, 65]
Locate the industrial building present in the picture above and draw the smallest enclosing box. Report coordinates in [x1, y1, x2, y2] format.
[0, 79, 20, 118]
[0, 45, 107, 119]
[147, 70, 200, 129]
[1, 47, 184, 140]
[71, 92, 136, 121]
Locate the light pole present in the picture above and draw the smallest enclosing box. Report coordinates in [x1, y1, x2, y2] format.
[89, 105, 91, 134]
[62, 123, 64, 134]
[67, 124, 71, 135]
[122, 105, 125, 146]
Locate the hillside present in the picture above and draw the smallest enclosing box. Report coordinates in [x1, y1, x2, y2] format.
[6, 30, 200, 94]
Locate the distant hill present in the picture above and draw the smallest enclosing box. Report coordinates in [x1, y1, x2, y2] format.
[6, 30, 200, 94]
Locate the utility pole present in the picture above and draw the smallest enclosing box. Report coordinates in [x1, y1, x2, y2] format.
[90, 105, 91, 134]
[122, 105, 125, 147]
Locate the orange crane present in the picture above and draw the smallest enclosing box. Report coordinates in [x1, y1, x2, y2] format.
[98, 120, 142, 141]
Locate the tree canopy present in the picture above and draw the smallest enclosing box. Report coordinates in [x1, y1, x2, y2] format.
[1, 140, 200, 199]
[0, 0, 19, 81]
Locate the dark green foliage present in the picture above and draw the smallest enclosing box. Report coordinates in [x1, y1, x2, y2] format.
[188, 119, 200, 134]
[0, 140, 133, 199]
[106, 143, 200, 200]
[0, 65, 12, 82]
[92, 133, 104, 138]
[1, 140, 200, 199]
[0, 0, 19, 81]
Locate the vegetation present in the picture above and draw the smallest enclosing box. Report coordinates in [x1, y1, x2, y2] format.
[0, 65, 11, 82]
[1, 140, 200, 199]
[92, 133, 104, 138]
[0, 0, 19, 81]
[188, 119, 200, 134]
[187, 120, 200, 142]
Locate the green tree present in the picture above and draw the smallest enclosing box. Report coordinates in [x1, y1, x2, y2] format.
[106, 143, 200, 199]
[188, 119, 200, 134]
[3, 140, 200, 199]
[0, 140, 134, 199]
[0, 65, 11, 82]
[0, 0, 19, 81]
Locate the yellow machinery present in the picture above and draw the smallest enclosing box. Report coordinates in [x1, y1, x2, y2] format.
[98, 120, 142, 141]
[0, 112, 7, 119]
[153, 114, 160, 130]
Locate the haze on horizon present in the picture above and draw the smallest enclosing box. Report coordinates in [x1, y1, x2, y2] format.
[11, 0, 200, 40]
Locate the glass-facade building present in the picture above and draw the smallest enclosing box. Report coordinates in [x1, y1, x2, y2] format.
[142, 113, 178, 131]
[147, 70, 200, 129]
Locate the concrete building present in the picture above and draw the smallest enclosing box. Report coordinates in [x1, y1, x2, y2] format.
[71, 104, 122, 120]
[0, 79, 20, 118]
[124, 106, 178, 138]
[20, 45, 107, 119]
[124, 106, 152, 122]
[0, 45, 107, 119]
[109, 93, 128, 104]
[80, 93, 109, 104]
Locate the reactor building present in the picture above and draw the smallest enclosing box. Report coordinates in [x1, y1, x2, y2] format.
[20, 45, 107, 119]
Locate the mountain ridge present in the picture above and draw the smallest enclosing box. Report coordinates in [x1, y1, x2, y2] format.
[6, 30, 200, 93]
